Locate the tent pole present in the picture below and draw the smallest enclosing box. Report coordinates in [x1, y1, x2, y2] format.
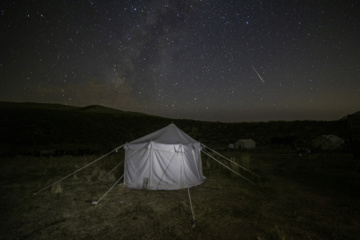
[187, 188, 196, 228]
[33, 144, 124, 195]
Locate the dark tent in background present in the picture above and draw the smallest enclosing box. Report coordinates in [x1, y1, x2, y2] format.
[235, 139, 256, 150]
[312, 135, 344, 151]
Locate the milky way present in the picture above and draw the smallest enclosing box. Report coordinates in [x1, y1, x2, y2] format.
[1, 1, 359, 122]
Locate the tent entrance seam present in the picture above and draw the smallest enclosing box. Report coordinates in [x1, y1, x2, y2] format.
[155, 149, 179, 189]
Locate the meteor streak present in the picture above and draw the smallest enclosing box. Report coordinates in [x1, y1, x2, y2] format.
[251, 65, 265, 83]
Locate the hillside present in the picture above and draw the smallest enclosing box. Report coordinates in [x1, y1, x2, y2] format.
[0, 101, 349, 156]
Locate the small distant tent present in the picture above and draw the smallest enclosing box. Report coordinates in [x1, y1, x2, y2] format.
[235, 139, 256, 149]
[124, 123, 204, 190]
[312, 135, 344, 151]
[227, 143, 235, 149]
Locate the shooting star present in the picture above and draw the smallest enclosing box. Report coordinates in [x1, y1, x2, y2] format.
[251, 65, 265, 83]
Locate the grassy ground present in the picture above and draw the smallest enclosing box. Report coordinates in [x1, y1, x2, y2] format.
[1, 150, 359, 239]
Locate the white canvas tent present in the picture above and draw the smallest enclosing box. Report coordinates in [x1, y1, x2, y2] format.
[124, 123, 204, 190]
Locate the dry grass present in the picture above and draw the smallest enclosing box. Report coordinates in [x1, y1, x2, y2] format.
[0, 150, 359, 239]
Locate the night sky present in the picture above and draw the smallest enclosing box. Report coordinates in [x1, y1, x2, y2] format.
[1, 1, 359, 122]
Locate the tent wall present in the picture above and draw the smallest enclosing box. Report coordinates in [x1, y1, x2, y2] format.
[124, 141, 203, 190]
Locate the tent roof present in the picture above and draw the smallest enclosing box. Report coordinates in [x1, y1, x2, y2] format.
[129, 123, 198, 145]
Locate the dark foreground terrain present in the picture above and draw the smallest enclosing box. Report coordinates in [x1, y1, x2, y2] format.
[1, 150, 359, 240]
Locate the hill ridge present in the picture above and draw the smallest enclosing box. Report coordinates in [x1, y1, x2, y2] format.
[0, 101, 348, 156]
